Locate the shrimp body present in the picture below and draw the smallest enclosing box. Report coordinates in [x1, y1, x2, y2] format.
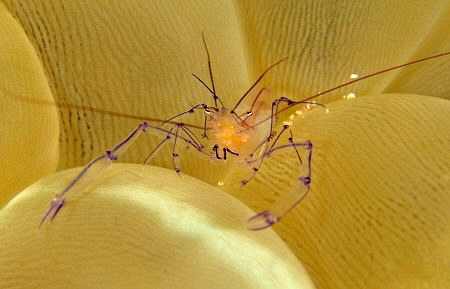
[38, 34, 450, 230]
[210, 109, 250, 151]
[207, 106, 270, 161]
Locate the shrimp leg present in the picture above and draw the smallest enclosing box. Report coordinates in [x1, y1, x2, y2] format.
[160, 103, 207, 126]
[40, 121, 213, 227]
[39, 122, 150, 227]
[247, 129, 313, 230]
[241, 96, 298, 185]
[240, 124, 291, 185]
[244, 97, 314, 230]
[242, 96, 325, 184]
[243, 96, 315, 229]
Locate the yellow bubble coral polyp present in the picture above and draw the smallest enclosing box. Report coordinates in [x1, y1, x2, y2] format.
[0, 164, 315, 289]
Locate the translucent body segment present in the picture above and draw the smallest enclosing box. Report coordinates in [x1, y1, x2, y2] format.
[39, 154, 112, 226]
[57, 155, 112, 200]
[110, 123, 148, 157]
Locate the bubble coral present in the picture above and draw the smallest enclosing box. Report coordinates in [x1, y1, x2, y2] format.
[0, 1, 449, 288]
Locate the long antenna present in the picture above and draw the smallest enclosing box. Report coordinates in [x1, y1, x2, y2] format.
[202, 32, 224, 109]
[297, 51, 450, 104]
[245, 51, 450, 130]
[8, 93, 207, 130]
[191, 73, 219, 103]
[232, 57, 287, 113]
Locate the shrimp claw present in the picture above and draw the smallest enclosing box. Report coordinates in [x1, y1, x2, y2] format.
[39, 196, 66, 227]
[247, 211, 280, 230]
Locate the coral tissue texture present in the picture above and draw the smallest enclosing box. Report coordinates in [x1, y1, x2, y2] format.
[224, 94, 450, 289]
[0, 0, 449, 289]
[0, 165, 313, 289]
[0, 2, 59, 206]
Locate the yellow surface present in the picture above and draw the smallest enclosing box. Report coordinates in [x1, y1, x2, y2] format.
[0, 164, 314, 289]
[223, 94, 450, 289]
[0, 2, 59, 207]
[0, 0, 448, 179]
[1, 1, 449, 289]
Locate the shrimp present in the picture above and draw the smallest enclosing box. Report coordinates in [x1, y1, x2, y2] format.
[38, 33, 450, 230]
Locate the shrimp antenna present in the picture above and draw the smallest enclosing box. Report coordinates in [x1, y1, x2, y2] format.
[245, 51, 450, 131]
[202, 32, 224, 109]
[231, 57, 288, 113]
[297, 51, 450, 104]
[5, 89, 207, 130]
[191, 73, 218, 108]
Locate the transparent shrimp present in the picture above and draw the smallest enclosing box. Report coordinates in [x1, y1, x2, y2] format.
[38, 33, 450, 230]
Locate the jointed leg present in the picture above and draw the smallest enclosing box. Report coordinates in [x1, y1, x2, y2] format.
[161, 102, 215, 139]
[240, 95, 293, 185]
[240, 124, 290, 185]
[40, 122, 150, 227]
[143, 126, 176, 166]
[242, 96, 325, 183]
[40, 121, 211, 227]
[247, 138, 313, 230]
[241, 95, 317, 230]
[172, 125, 182, 174]
[160, 103, 207, 126]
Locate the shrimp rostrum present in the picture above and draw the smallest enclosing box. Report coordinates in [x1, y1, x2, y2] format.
[40, 35, 450, 230]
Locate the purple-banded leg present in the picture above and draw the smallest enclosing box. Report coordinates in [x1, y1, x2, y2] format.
[39, 122, 149, 227]
[241, 96, 325, 185]
[160, 103, 207, 126]
[143, 123, 213, 167]
[40, 121, 213, 227]
[247, 136, 313, 230]
[160, 102, 214, 139]
[172, 125, 182, 174]
[143, 126, 176, 166]
[240, 95, 297, 185]
[241, 124, 291, 186]
[145, 123, 202, 174]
